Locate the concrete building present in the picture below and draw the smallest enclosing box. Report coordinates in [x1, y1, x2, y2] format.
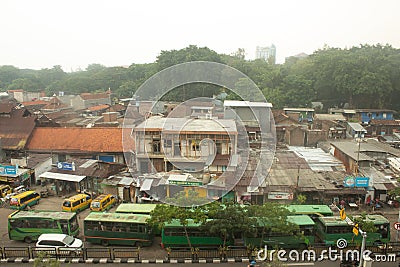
[134, 116, 237, 174]
[255, 45, 276, 63]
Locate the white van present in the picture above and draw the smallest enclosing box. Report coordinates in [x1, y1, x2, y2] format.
[35, 233, 83, 256]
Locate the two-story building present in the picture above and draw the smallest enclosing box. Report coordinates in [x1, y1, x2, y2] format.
[134, 115, 237, 174]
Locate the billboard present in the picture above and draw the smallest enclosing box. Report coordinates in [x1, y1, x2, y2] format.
[0, 164, 18, 175]
[343, 176, 369, 187]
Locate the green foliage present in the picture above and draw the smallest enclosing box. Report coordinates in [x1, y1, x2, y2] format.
[201, 202, 256, 247]
[147, 191, 208, 249]
[246, 202, 299, 247]
[33, 252, 60, 267]
[349, 213, 377, 233]
[296, 194, 307, 204]
[1, 44, 400, 110]
[389, 187, 400, 198]
[156, 45, 222, 71]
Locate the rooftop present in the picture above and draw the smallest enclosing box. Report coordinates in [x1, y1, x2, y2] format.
[27, 127, 129, 153]
[135, 116, 237, 134]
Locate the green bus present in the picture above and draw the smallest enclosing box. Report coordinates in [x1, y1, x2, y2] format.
[115, 203, 157, 214]
[8, 210, 79, 243]
[286, 205, 334, 219]
[315, 215, 390, 246]
[161, 219, 229, 248]
[84, 212, 153, 247]
[244, 215, 315, 249]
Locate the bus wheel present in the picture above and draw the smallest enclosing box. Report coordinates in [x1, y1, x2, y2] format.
[101, 240, 109, 246]
[24, 236, 33, 244]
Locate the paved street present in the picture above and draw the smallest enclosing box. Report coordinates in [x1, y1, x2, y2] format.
[1, 186, 400, 263]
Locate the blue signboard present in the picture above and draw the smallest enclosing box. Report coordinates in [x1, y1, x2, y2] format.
[344, 176, 355, 187]
[355, 177, 370, 187]
[0, 164, 18, 175]
[344, 176, 370, 187]
[57, 162, 75, 171]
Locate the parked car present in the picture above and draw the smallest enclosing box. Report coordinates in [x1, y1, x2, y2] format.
[35, 233, 83, 256]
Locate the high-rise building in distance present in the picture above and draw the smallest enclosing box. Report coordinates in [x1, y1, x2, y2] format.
[255, 44, 276, 63]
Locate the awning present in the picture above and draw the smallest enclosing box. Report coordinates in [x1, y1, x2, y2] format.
[39, 171, 86, 182]
[374, 183, 388, 191]
[119, 177, 134, 186]
[140, 179, 153, 191]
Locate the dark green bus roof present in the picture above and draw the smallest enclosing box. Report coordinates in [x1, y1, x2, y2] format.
[84, 212, 150, 224]
[115, 203, 157, 214]
[9, 210, 76, 220]
[286, 205, 334, 216]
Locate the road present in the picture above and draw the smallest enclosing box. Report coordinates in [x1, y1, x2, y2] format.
[1, 187, 400, 264]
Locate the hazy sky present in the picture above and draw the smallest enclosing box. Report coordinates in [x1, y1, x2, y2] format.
[1, 0, 399, 71]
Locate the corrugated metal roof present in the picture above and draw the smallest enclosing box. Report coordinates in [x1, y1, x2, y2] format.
[289, 146, 345, 172]
[0, 106, 36, 150]
[347, 122, 367, 132]
[40, 171, 86, 182]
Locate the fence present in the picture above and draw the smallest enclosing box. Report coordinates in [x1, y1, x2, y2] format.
[0, 247, 139, 261]
[1, 243, 400, 261]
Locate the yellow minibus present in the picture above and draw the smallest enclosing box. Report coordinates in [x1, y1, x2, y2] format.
[9, 191, 40, 210]
[90, 194, 116, 212]
[0, 184, 12, 198]
[62, 193, 92, 213]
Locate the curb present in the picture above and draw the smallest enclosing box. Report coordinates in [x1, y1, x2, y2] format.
[1, 258, 250, 264]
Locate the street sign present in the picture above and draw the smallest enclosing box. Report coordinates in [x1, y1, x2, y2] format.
[353, 224, 359, 236]
[340, 208, 346, 220]
[57, 162, 75, 171]
[394, 222, 400, 230]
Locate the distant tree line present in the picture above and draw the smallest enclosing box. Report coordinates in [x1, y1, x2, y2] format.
[1, 44, 399, 112]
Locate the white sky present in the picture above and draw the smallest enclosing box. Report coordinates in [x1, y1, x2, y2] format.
[1, 0, 399, 72]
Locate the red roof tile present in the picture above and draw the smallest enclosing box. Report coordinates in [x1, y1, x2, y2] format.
[80, 93, 110, 100]
[22, 100, 48, 107]
[88, 104, 110, 112]
[27, 127, 134, 153]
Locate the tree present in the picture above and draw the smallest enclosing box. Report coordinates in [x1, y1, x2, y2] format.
[147, 190, 208, 249]
[200, 201, 256, 248]
[156, 45, 222, 71]
[246, 203, 298, 248]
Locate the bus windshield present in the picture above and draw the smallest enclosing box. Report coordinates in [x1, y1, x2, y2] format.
[91, 202, 100, 208]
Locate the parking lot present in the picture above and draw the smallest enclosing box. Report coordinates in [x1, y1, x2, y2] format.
[0, 186, 167, 260]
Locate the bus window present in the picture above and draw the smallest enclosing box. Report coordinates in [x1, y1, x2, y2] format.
[8, 210, 79, 243]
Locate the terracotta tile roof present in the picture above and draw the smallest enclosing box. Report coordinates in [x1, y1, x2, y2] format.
[80, 93, 110, 100]
[88, 104, 110, 112]
[27, 127, 134, 153]
[42, 97, 69, 110]
[109, 104, 126, 112]
[22, 100, 48, 106]
[22, 100, 48, 107]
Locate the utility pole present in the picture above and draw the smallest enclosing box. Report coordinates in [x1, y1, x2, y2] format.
[340, 209, 367, 267]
